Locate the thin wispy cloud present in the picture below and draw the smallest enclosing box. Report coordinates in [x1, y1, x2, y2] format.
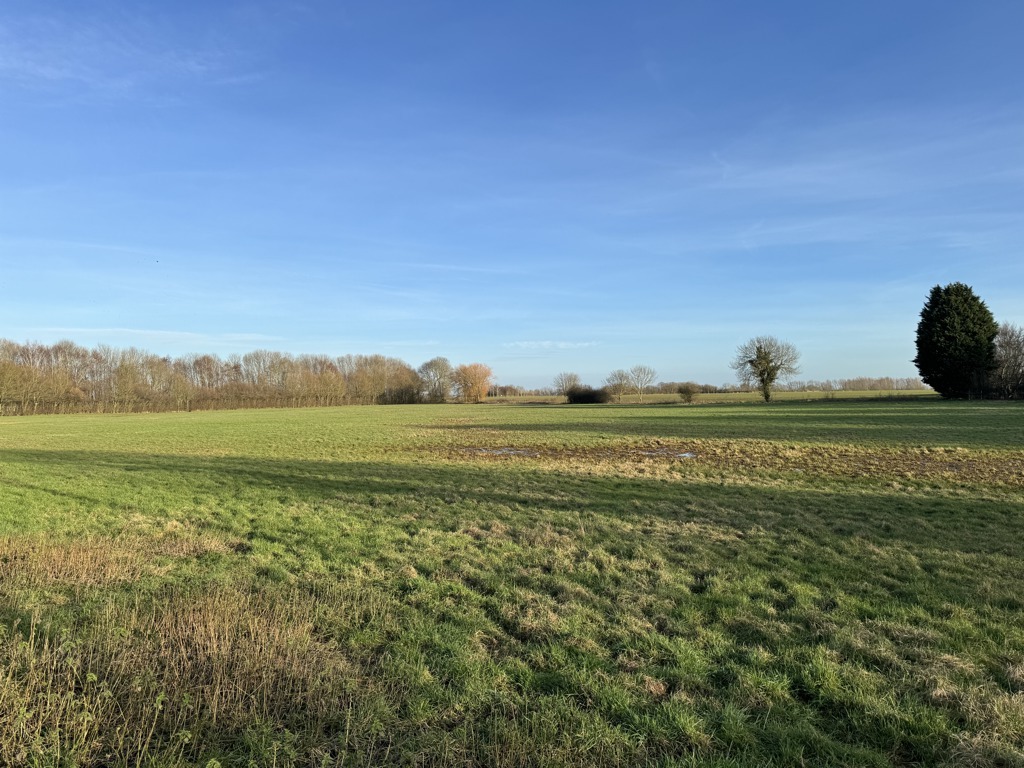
[38, 328, 283, 343]
[0, 236, 156, 256]
[0, 13, 242, 94]
[398, 262, 524, 276]
[504, 341, 599, 351]
[347, 339, 441, 349]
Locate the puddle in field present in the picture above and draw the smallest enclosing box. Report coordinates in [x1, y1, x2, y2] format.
[465, 446, 695, 460]
[641, 450, 696, 459]
[471, 447, 538, 457]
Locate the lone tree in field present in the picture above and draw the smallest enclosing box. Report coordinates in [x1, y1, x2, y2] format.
[603, 369, 631, 403]
[913, 283, 998, 399]
[552, 372, 582, 400]
[731, 336, 800, 402]
[629, 365, 656, 403]
[418, 356, 454, 403]
[453, 363, 493, 403]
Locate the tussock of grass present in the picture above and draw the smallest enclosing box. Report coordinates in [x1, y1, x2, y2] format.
[0, 582, 394, 767]
[0, 535, 149, 587]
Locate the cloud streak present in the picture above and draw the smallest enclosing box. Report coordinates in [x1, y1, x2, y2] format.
[504, 341, 599, 350]
[35, 328, 284, 346]
[0, 12, 242, 95]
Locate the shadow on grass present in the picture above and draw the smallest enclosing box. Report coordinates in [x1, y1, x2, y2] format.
[3, 448, 1020, 563]
[431, 399, 1024, 449]
[3, 447, 1023, 767]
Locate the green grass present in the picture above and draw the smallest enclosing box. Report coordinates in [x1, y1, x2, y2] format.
[1, 401, 1022, 766]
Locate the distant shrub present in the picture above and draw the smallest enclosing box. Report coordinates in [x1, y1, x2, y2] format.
[565, 386, 611, 404]
[677, 382, 699, 404]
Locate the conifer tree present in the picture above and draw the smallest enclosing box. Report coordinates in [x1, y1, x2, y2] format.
[913, 283, 998, 398]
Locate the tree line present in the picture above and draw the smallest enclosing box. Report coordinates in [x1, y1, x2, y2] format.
[14, 281, 1005, 417]
[0, 341, 495, 415]
[550, 366, 926, 405]
[0, 334, 938, 417]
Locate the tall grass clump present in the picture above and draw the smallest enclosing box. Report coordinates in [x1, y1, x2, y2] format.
[0, 577, 401, 767]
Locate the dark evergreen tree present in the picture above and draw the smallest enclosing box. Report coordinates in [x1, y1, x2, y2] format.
[913, 283, 998, 398]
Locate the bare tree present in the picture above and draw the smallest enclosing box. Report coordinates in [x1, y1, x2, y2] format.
[346, 354, 389, 404]
[604, 369, 631, 403]
[344, 354, 420, 405]
[378, 358, 422, 405]
[629, 365, 656, 403]
[731, 336, 801, 402]
[454, 363, 493, 403]
[0, 338, 416, 414]
[296, 354, 345, 407]
[111, 347, 146, 412]
[418, 357, 454, 403]
[552, 372, 582, 400]
[0, 358, 30, 414]
[993, 322, 1024, 398]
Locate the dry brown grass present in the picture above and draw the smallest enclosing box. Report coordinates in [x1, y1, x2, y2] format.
[452, 438, 1024, 485]
[153, 521, 239, 559]
[0, 535, 150, 587]
[944, 731, 1024, 768]
[1004, 661, 1024, 693]
[0, 579, 396, 767]
[0, 528, 246, 590]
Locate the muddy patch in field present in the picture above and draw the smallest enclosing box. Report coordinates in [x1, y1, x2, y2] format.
[451, 440, 1024, 485]
[469, 447, 539, 457]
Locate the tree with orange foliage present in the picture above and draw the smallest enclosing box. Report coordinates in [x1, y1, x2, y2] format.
[453, 363, 493, 403]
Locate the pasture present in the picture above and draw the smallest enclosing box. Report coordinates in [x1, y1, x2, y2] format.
[1, 400, 1022, 767]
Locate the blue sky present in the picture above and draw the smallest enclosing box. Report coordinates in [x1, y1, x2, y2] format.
[2, 2, 1022, 388]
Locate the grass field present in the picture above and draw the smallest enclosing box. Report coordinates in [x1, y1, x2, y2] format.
[1, 400, 1022, 767]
